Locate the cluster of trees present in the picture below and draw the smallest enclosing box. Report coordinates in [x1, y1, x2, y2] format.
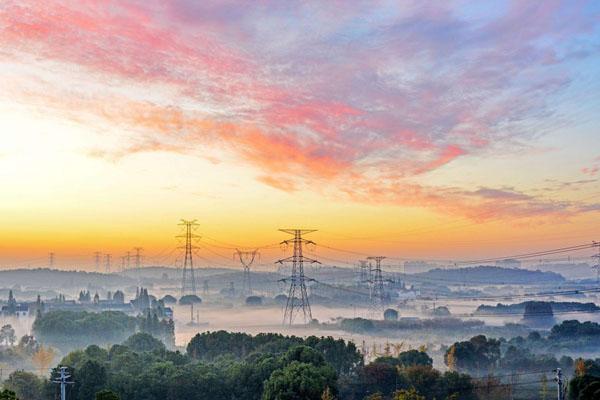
[1, 331, 480, 400]
[339, 350, 474, 399]
[32, 311, 174, 349]
[339, 317, 483, 334]
[444, 334, 575, 375]
[475, 302, 600, 315]
[501, 320, 600, 354]
[568, 358, 600, 399]
[186, 331, 362, 375]
[0, 331, 58, 385]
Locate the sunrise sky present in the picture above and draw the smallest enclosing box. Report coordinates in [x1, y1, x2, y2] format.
[1, 1, 599, 270]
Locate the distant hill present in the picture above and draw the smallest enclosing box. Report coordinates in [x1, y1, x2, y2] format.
[0, 268, 136, 294]
[475, 301, 600, 315]
[525, 263, 594, 280]
[411, 265, 565, 285]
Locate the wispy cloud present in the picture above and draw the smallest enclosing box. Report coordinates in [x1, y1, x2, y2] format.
[1, 0, 599, 221]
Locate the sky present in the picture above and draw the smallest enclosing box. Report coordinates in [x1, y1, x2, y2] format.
[0, 0, 599, 270]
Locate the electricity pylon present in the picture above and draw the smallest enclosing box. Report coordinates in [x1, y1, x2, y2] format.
[178, 219, 200, 296]
[104, 254, 111, 273]
[276, 229, 320, 326]
[235, 249, 259, 296]
[358, 260, 369, 287]
[49, 252, 55, 269]
[94, 252, 101, 272]
[592, 241, 600, 283]
[367, 256, 386, 313]
[133, 247, 143, 274]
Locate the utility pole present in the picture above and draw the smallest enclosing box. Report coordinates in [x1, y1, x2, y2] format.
[592, 241, 600, 284]
[367, 256, 386, 313]
[94, 252, 101, 272]
[177, 219, 199, 296]
[554, 368, 564, 400]
[126, 251, 131, 271]
[49, 252, 55, 269]
[120, 255, 126, 273]
[52, 366, 73, 400]
[104, 254, 111, 273]
[235, 249, 259, 296]
[276, 229, 320, 326]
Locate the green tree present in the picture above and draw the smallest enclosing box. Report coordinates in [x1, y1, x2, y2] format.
[75, 360, 107, 400]
[444, 335, 500, 373]
[392, 388, 425, 400]
[3, 370, 45, 400]
[262, 361, 337, 400]
[0, 389, 18, 400]
[397, 350, 433, 368]
[122, 332, 165, 353]
[95, 389, 120, 400]
[282, 346, 325, 367]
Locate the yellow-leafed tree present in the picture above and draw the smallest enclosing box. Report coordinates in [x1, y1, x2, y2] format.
[31, 345, 55, 375]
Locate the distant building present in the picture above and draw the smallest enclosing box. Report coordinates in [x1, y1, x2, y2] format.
[1, 290, 29, 318]
[495, 259, 522, 269]
[1, 303, 29, 318]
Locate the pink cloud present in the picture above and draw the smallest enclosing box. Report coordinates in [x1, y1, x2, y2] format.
[2, 0, 599, 222]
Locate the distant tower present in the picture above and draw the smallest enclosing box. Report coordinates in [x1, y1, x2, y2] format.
[367, 256, 386, 313]
[104, 254, 111, 273]
[277, 229, 320, 325]
[178, 219, 200, 296]
[94, 252, 101, 272]
[133, 247, 143, 276]
[358, 260, 369, 287]
[235, 249, 259, 296]
[592, 241, 600, 283]
[49, 252, 55, 269]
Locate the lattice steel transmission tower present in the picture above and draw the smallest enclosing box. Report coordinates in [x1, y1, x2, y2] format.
[133, 247, 143, 276]
[358, 260, 369, 287]
[235, 249, 259, 295]
[49, 252, 55, 269]
[277, 229, 320, 326]
[592, 241, 600, 283]
[94, 252, 101, 272]
[104, 254, 111, 273]
[178, 219, 200, 296]
[367, 256, 386, 312]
